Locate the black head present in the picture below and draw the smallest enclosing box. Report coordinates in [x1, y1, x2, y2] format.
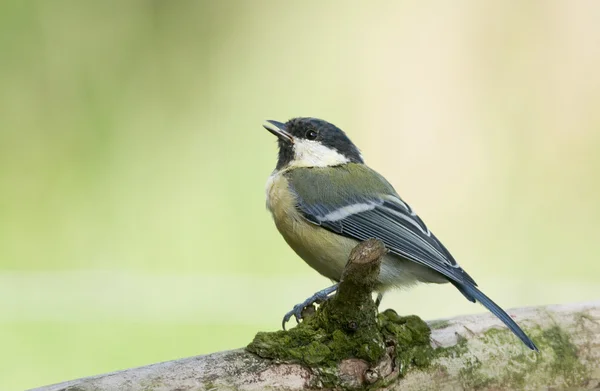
[263, 117, 363, 170]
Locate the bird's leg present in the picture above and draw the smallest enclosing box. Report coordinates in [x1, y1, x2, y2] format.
[282, 284, 338, 330]
[375, 292, 384, 308]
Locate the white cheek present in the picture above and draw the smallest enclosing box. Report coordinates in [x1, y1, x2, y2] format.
[291, 140, 349, 167]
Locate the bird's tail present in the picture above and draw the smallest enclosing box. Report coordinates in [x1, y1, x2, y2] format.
[451, 281, 538, 351]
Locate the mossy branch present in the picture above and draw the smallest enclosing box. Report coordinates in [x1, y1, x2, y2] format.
[30, 240, 600, 390]
[29, 305, 600, 391]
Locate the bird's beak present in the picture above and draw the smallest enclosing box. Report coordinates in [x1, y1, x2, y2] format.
[263, 120, 294, 144]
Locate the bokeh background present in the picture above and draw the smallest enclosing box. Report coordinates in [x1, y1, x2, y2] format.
[1, 1, 600, 389]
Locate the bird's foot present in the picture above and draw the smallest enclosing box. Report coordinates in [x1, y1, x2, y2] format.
[282, 284, 338, 330]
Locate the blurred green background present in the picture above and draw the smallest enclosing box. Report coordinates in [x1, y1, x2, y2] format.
[1, 1, 599, 389]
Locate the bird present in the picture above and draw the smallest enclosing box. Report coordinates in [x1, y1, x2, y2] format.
[263, 117, 537, 351]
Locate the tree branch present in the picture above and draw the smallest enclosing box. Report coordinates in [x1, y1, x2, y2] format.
[30, 240, 600, 390]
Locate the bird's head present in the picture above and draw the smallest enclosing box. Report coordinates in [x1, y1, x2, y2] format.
[263, 117, 363, 171]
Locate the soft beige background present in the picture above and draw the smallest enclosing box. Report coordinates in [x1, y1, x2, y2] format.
[1, 1, 599, 390]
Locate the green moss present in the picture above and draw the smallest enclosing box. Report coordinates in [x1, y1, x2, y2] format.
[247, 303, 385, 367]
[428, 319, 451, 330]
[483, 323, 588, 387]
[247, 305, 433, 388]
[434, 320, 592, 389]
[378, 311, 434, 372]
[540, 325, 589, 385]
[433, 333, 469, 359]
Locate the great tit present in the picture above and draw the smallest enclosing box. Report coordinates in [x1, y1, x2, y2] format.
[263, 117, 537, 351]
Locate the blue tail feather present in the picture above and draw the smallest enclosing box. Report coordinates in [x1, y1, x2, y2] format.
[452, 282, 538, 351]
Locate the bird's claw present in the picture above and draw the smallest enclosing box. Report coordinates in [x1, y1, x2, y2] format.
[281, 303, 306, 330]
[281, 284, 338, 330]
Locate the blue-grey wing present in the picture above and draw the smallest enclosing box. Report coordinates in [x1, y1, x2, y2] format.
[297, 193, 476, 286]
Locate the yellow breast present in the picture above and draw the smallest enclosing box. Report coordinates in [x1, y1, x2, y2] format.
[265, 171, 357, 281]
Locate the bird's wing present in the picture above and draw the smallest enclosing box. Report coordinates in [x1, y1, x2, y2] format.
[285, 164, 475, 285]
[295, 189, 476, 286]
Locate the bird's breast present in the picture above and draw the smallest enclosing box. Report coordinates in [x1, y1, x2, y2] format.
[265, 172, 352, 281]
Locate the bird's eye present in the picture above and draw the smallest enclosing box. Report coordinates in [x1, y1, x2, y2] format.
[306, 130, 318, 140]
